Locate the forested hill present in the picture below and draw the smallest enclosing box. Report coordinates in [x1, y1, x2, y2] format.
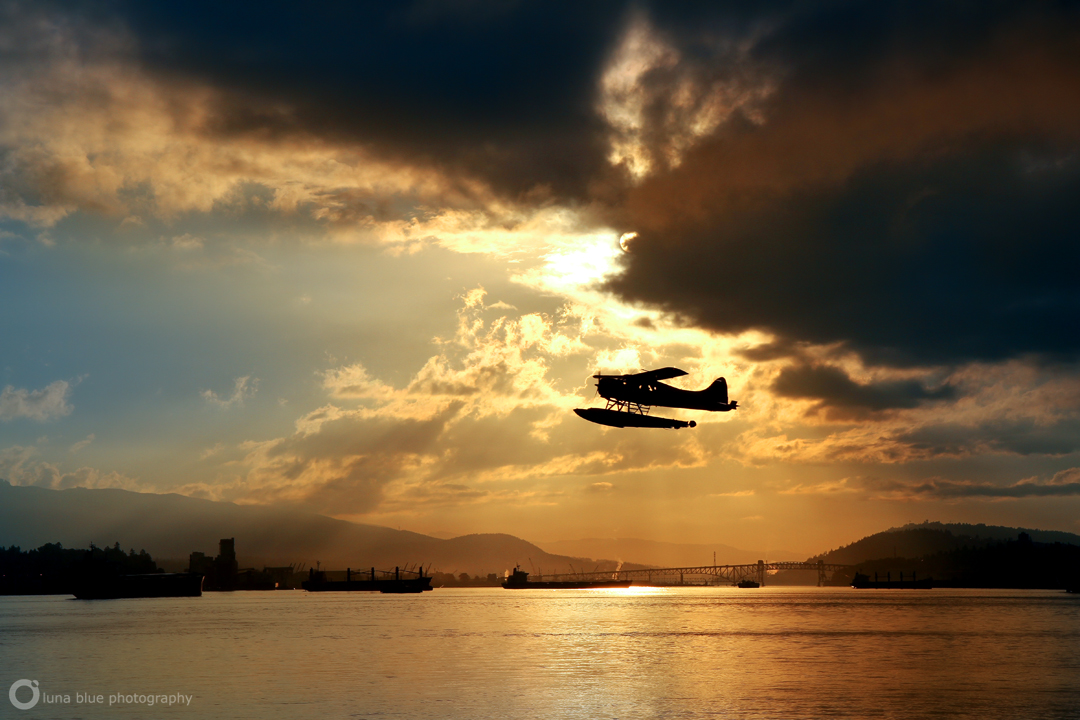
[812, 522, 1080, 565]
[895, 522, 1080, 546]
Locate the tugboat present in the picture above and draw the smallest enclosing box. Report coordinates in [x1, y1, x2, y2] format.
[501, 566, 633, 589]
[735, 579, 760, 588]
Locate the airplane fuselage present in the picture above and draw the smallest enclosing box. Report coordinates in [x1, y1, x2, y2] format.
[596, 377, 737, 412]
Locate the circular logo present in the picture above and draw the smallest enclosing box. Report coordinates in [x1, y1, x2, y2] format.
[9, 680, 40, 710]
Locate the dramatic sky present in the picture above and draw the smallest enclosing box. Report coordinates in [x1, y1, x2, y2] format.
[3, 0, 1079, 555]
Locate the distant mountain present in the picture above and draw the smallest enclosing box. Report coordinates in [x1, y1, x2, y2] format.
[812, 521, 1080, 565]
[537, 537, 802, 568]
[0, 481, 634, 576]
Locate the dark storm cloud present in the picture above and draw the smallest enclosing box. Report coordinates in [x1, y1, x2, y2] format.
[93, 0, 634, 199]
[872, 470, 1080, 499]
[613, 146, 1080, 366]
[772, 363, 954, 416]
[606, 1, 1080, 367]
[897, 418, 1080, 457]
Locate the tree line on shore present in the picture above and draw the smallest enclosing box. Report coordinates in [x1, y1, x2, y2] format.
[0, 542, 160, 595]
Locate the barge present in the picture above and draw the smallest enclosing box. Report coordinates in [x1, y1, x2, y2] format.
[302, 566, 432, 594]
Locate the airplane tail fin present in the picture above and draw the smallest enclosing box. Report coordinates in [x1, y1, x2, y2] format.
[706, 377, 729, 405]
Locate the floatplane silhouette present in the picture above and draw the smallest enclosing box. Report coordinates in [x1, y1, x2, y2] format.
[574, 367, 737, 429]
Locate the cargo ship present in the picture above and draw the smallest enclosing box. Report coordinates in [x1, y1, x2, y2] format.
[851, 572, 933, 589]
[502, 566, 633, 589]
[73, 572, 203, 599]
[301, 566, 432, 594]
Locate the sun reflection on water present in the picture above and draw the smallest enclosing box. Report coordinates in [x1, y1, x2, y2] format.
[590, 585, 671, 597]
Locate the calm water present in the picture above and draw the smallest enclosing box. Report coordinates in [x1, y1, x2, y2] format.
[2, 587, 1079, 719]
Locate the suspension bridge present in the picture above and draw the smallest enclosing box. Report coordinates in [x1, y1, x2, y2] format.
[533, 560, 855, 587]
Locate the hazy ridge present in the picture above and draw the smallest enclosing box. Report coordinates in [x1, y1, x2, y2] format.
[0, 481, 648, 576]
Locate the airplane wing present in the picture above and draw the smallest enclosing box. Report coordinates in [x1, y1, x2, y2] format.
[639, 367, 688, 382]
[593, 367, 687, 382]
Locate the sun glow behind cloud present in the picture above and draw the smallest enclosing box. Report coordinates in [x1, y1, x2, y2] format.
[599, 13, 772, 181]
